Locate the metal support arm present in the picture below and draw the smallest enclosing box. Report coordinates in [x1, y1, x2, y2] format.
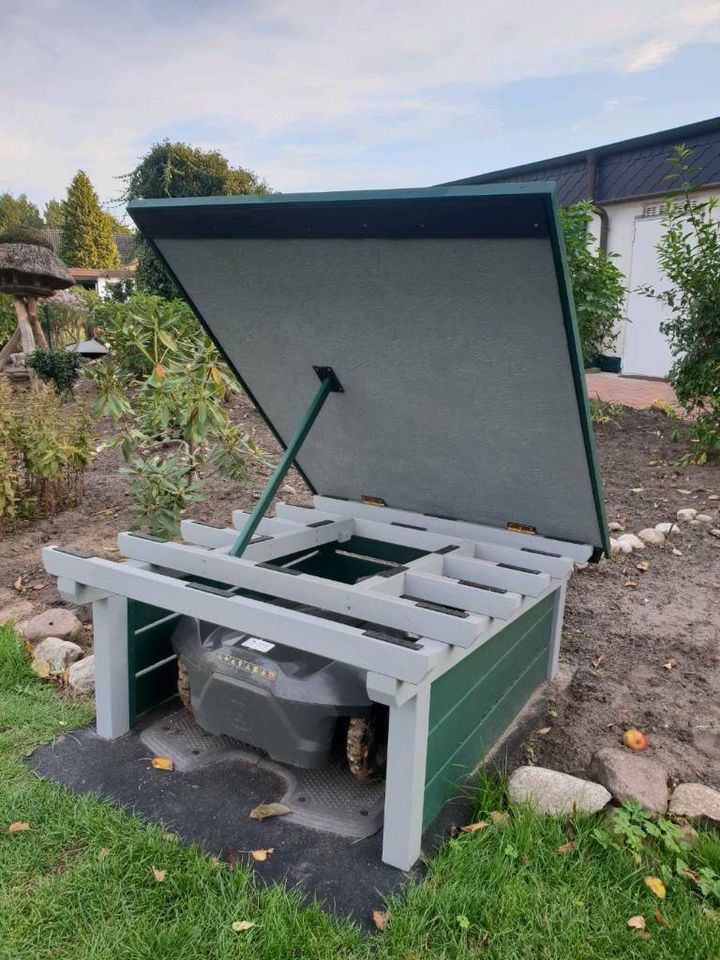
[230, 371, 340, 558]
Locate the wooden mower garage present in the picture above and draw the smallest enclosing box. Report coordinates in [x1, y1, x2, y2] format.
[43, 185, 608, 871]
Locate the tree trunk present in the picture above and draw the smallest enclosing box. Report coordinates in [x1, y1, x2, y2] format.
[0, 326, 21, 371]
[26, 296, 48, 349]
[14, 297, 35, 354]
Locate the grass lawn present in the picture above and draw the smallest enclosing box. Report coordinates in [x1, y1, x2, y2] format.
[2, 622, 719, 959]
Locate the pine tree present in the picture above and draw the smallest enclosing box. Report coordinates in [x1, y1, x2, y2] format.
[59, 171, 120, 268]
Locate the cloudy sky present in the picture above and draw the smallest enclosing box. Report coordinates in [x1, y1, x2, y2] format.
[2, 0, 720, 217]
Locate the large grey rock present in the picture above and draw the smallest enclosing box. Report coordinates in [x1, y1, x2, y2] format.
[31, 636, 84, 676]
[590, 748, 668, 814]
[508, 766, 611, 815]
[637, 528, 665, 545]
[669, 783, 720, 823]
[68, 655, 95, 695]
[19, 608, 83, 644]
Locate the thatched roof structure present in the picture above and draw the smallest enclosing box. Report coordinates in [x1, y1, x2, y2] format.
[0, 228, 73, 297]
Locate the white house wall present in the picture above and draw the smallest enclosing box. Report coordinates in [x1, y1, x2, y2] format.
[589, 189, 720, 377]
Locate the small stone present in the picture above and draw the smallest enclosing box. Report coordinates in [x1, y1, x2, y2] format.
[30, 636, 84, 675]
[68, 655, 95, 695]
[677, 508, 698, 521]
[507, 766, 611, 815]
[617, 533, 645, 551]
[590, 748, 669, 814]
[609, 538, 622, 556]
[616, 538, 633, 554]
[690, 519, 701, 526]
[19, 608, 83, 644]
[637, 528, 665, 545]
[655, 522, 680, 535]
[669, 783, 720, 822]
[672, 547, 683, 556]
[710, 529, 720, 539]
[608, 521, 624, 533]
[696, 514, 713, 523]
[0, 599, 34, 626]
[673, 817, 700, 847]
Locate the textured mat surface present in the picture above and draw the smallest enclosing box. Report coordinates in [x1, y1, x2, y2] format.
[140, 707, 385, 838]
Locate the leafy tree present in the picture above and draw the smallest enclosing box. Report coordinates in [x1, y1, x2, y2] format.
[59, 171, 120, 269]
[121, 141, 270, 298]
[0, 192, 44, 232]
[44, 198, 66, 230]
[645, 145, 720, 462]
[103, 210, 132, 235]
[560, 201, 626, 362]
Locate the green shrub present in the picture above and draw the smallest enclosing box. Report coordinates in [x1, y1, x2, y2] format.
[0, 379, 93, 524]
[560, 200, 626, 362]
[25, 347, 83, 396]
[644, 145, 720, 462]
[87, 294, 260, 536]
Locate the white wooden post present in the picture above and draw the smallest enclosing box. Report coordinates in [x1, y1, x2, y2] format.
[382, 688, 430, 870]
[547, 582, 567, 680]
[92, 595, 130, 739]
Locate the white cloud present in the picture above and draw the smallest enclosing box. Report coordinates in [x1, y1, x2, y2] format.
[1, 0, 719, 206]
[623, 40, 678, 73]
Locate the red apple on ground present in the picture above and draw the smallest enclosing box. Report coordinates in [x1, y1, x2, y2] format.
[623, 728, 650, 751]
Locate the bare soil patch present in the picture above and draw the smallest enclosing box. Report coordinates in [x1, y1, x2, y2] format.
[2, 391, 718, 786]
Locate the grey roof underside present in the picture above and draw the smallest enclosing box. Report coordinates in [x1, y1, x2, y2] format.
[447, 116, 720, 205]
[129, 186, 607, 552]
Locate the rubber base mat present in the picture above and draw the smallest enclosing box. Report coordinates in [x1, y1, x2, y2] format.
[139, 705, 385, 839]
[26, 694, 544, 922]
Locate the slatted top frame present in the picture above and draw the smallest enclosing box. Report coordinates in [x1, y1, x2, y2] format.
[128, 185, 609, 556]
[43, 501, 589, 689]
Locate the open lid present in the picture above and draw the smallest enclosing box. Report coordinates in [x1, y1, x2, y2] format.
[129, 185, 608, 555]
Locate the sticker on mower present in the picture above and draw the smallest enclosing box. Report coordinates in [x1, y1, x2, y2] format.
[215, 651, 277, 683]
[241, 637, 275, 653]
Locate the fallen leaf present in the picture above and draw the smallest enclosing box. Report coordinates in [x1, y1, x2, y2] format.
[489, 810, 510, 825]
[98, 847, 111, 860]
[152, 865, 166, 882]
[460, 820, 490, 834]
[645, 875, 666, 898]
[13, 577, 24, 592]
[250, 848, 274, 862]
[536, 726, 552, 735]
[627, 915, 646, 930]
[249, 802, 291, 821]
[635, 561, 649, 572]
[633, 852, 642, 866]
[556, 841, 576, 854]
[5, 821, 30, 834]
[231, 921, 256, 932]
[624, 579, 638, 588]
[373, 910, 388, 931]
[663, 659, 678, 671]
[639, 931, 652, 940]
[672, 547, 683, 556]
[32, 583, 45, 591]
[677, 488, 691, 495]
[150, 757, 174, 771]
[631, 487, 644, 493]
[592, 654, 605, 668]
[653, 911, 673, 928]
[161, 832, 177, 842]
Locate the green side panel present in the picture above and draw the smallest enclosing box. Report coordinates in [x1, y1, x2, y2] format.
[423, 593, 555, 829]
[127, 600, 180, 724]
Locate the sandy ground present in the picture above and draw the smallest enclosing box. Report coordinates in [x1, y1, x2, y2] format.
[1, 390, 719, 786]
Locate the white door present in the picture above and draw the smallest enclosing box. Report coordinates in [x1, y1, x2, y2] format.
[623, 216, 674, 378]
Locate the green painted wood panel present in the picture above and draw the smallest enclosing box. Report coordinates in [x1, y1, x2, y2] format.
[423, 592, 555, 828]
[127, 600, 180, 724]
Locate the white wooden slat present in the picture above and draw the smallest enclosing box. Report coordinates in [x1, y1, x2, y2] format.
[471, 542, 573, 578]
[117, 534, 485, 648]
[404, 570, 521, 620]
[444, 554, 551, 597]
[180, 518, 354, 562]
[275, 503, 474, 556]
[313, 496, 593, 563]
[42, 547, 443, 684]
